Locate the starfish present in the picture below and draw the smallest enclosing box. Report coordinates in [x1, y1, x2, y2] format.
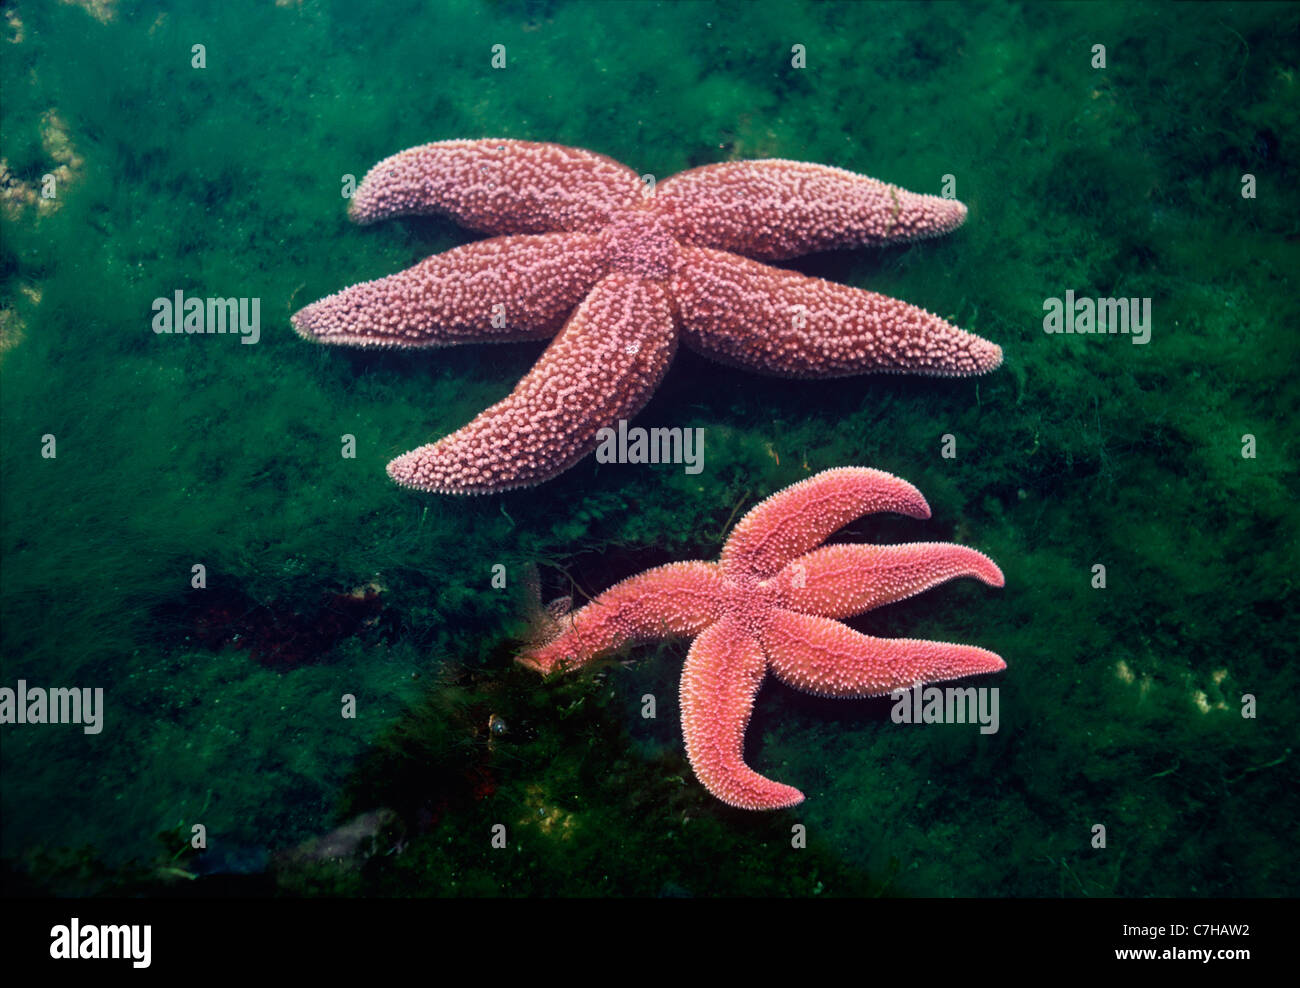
[292, 140, 1002, 494]
[519, 467, 1006, 810]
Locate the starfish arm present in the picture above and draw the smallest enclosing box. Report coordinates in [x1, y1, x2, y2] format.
[291, 233, 607, 347]
[349, 139, 645, 233]
[680, 617, 805, 810]
[775, 543, 1005, 618]
[387, 272, 677, 494]
[670, 247, 1002, 378]
[721, 467, 931, 579]
[653, 159, 967, 261]
[761, 608, 1005, 698]
[518, 562, 723, 675]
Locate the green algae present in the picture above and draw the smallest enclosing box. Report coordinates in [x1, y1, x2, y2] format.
[2, 0, 1297, 896]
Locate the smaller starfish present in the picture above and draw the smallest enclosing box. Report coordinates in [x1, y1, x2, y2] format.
[520, 467, 1005, 810]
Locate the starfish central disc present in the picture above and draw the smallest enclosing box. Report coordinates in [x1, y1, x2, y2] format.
[602, 211, 679, 279]
[723, 573, 779, 636]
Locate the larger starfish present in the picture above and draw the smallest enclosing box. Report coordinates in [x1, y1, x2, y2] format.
[519, 467, 1006, 810]
[293, 140, 1002, 495]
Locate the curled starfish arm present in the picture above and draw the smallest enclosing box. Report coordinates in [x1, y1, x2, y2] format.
[387, 272, 676, 494]
[761, 608, 1005, 698]
[681, 618, 805, 810]
[349, 139, 646, 233]
[518, 561, 723, 675]
[775, 543, 1005, 619]
[654, 159, 967, 261]
[671, 248, 1002, 378]
[721, 467, 931, 580]
[292, 234, 608, 347]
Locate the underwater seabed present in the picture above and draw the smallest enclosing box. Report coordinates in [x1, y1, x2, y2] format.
[1, 0, 1297, 897]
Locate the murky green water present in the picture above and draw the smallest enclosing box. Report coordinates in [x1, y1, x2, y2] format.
[2, 0, 1296, 896]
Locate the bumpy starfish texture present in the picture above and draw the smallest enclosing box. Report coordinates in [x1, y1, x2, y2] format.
[519, 467, 1006, 810]
[293, 140, 1002, 494]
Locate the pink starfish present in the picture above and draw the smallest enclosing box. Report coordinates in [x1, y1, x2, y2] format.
[519, 467, 1006, 810]
[293, 140, 1002, 495]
